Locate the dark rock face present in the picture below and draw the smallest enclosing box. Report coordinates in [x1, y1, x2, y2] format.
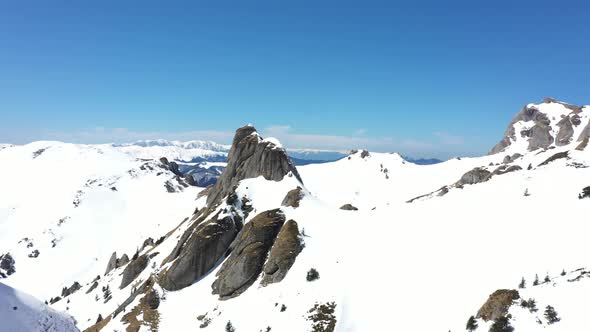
[538, 151, 569, 167]
[577, 137, 589, 151]
[206, 125, 302, 207]
[503, 153, 522, 164]
[458, 168, 492, 185]
[340, 204, 358, 211]
[184, 174, 196, 186]
[120, 255, 149, 289]
[528, 122, 554, 151]
[159, 214, 241, 291]
[281, 187, 304, 208]
[105, 252, 118, 275]
[141, 238, 154, 251]
[556, 116, 574, 146]
[0, 253, 16, 278]
[477, 289, 520, 321]
[212, 209, 286, 299]
[579, 186, 590, 199]
[360, 150, 370, 158]
[144, 289, 160, 310]
[119, 254, 130, 267]
[61, 281, 82, 298]
[261, 220, 302, 286]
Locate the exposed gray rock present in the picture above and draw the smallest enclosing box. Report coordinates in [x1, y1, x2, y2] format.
[281, 187, 304, 208]
[493, 165, 522, 176]
[360, 150, 370, 158]
[120, 255, 149, 289]
[340, 204, 358, 211]
[261, 220, 303, 286]
[119, 254, 130, 266]
[476, 289, 519, 321]
[141, 238, 154, 251]
[528, 122, 554, 151]
[538, 151, 569, 167]
[556, 116, 574, 146]
[159, 214, 241, 291]
[0, 253, 16, 278]
[105, 252, 118, 275]
[212, 209, 285, 299]
[144, 289, 160, 310]
[61, 281, 82, 298]
[458, 168, 492, 185]
[206, 125, 302, 207]
[577, 137, 589, 151]
[578, 118, 590, 142]
[184, 174, 196, 186]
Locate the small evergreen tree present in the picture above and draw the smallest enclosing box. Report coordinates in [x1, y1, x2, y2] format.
[518, 277, 526, 289]
[544, 305, 561, 324]
[533, 274, 539, 286]
[489, 316, 514, 332]
[226, 321, 236, 332]
[544, 274, 551, 283]
[524, 188, 530, 197]
[560, 269, 566, 276]
[306, 268, 320, 282]
[466, 315, 478, 331]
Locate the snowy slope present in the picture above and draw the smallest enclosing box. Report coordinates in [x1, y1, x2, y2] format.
[0, 282, 79, 332]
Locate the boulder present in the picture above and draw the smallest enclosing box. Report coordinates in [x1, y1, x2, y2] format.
[261, 220, 303, 286]
[212, 209, 286, 299]
[206, 125, 302, 207]
[476, 289, 519, 321]
[458, 168, 492, 185]
[159, 214, 241, 291]
[120, 255, 149, 289]
[493, 165, 522, 176]
[340, 204, 358, 211]
[281, 187, 304, 208]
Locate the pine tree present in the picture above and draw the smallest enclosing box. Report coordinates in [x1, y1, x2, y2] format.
[533, 274, 539, 286]
[466, 315, 478, 331]
[544, 305, 561, 324]
[226, 321, 236, 332]
[560, 269, 566, 276]
[518, 277, 526, 289]
[524, 188, 530, 197]
[489, 316, 514, 332]
[544, 274, 551, 283]
[102, 285, 112, 303]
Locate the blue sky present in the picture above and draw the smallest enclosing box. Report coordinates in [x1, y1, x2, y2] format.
[1, 1, 589, 158]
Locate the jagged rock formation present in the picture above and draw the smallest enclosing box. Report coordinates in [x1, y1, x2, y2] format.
[206, 125, 302, 207]
[282, 187, 304, 208]
[502, 153, 522, 164]
[492, 165, 522, 176]
[120, 255, 149, 289]
[159, 213, 241, 291]
[104, 252, 130, 275]
[476, 289, 520, 321]
[212, 209, 286, 299]
[61, 282, 82, 298]
[556, 116, 574, 146]
[261, 220, 303, 286]
[538, 151, 569, 167]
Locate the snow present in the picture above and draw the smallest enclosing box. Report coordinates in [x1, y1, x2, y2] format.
[262, 137, 283, 149]
[1, 109, 590, 331]
[0, 282, 79, 332]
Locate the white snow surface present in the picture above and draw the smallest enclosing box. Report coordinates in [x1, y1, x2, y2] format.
[1, 111, 590, 331]
[0, 282, 79, 332]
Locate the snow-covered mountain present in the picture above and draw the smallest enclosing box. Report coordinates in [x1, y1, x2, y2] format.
[1, 98, 589, 332]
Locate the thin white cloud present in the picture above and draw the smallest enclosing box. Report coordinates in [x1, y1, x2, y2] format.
[355, 128, 367, 135]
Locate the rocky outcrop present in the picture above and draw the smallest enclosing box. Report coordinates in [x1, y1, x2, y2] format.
[160, 157, 182, 176]
[261, 220, 303, 286]
[212, 209, 286, 299]
[281, 187, 304, 208]
[206, 125, 302, 207]
[340, 204, 358, 211]
[493, 165, 522, 176]
[159, 214, 241, 291]
[476, 289, 519, 321]
[578, 118, 590, 142]
[61, 282, 82, 298]
[579, 186, 590, 199]
[577, 137, 589, 151]
[120, 255, 149, 289]
[538, 151, 569, 167]
[119, 254, 130, 266]
[527, 121, 554, 151]
[105, 252, 118, 275]
[457, 168, 492, 185]
[0, 253, 16, 278]
[556, 116, 574, 146]
[502, 153, 522, 164]
[184, 174, 196, 186]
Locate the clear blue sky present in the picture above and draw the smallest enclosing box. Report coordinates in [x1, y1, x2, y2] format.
[1, 1, 588, 158]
